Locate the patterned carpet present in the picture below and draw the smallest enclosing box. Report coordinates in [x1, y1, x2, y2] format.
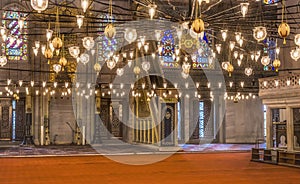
[0, 141, 265, 157]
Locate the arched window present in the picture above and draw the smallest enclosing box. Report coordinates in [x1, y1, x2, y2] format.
[191, 33, 213, 69]
[2, 6, 28, 61]
[160, 30, 176, 67]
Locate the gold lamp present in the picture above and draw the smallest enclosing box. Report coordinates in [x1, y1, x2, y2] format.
[273, 59, 281, 72]
[278, 0, 290, 44]
[104, 0, 116, 39]
[52, 8, 62, 51]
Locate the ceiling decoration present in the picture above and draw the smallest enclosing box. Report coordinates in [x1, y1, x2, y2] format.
[0, 0, 299, 101]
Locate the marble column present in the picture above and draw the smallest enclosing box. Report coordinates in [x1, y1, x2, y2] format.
[266, 106, 272, 149]
[21, 94, 34, 145]
[93, 91, 101, 144]
[286, 107, 294, 151]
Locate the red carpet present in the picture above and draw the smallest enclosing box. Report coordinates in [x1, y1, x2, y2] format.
[0, 152, 299, 184]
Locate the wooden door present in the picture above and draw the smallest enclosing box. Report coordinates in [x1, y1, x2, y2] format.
[15, 100, 25, 140]
[0, 100, 12, 140]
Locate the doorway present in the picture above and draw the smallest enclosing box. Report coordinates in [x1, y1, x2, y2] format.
[0, 98, 25, 141]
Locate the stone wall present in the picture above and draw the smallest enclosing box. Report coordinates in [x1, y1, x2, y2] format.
[49, 97, 76, 144]
[225, 98, 264, 143]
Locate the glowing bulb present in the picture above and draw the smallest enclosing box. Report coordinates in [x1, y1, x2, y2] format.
[240, 3, 249, 17]
[81, 0, 89, 13]
[76, 15, 84, 29]
[221, 29, 228, 41]
[148, 3, 157, 19]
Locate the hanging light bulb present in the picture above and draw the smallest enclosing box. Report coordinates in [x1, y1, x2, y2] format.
[229, 41, 235, 51]
[227, 64, 234, 77]
[46, 29, 53, 41]
[106, 57, 116, 70]
[54, 82, 58, 88]
[273, 59, 281, 72]
[253, 26, 267, 42]
[18, 80, 23, 87]
[215, 44, 221, 54]
[42, 81, 46, 88]
[276, 47, 280, 55]
[33, 47, 38, 56]
[124, 28, 137, 44]
[69, 46, 80, 58]
[290, 48, 300, 61]
[239, 53, 244, 60]
[221, 29, 228, 41]
[41, 44, 46, 55]
[18, 17, 25, 30]
[79, 53, 89, 65]
[244, 67, 253, 76]
[240, 3, 249, 17]
[7, 79, 11, 86]
[233, 51, 238, 59]
[235, 32, 242, 42]
[237, 59, 242, 66]
[133, 66, 141, 75]
[240, 81, 245, 88]
[31, 80, 35, 87]
[142, 61, 151, 72]
[0, 55, 7, 67]
[30, 0, 49, 13]
[278, 22, 290, 44]
[239, 38, 243, 47]
[229, 81, 233, 88]
[250, 52, 255, 61]
[53, 64, 62, 73]
[81, 0, 89, 13]
[34, 41, 40, 49]
[148, 3, 157, 19]
[59, 57, 67, 67]
[94, 63, 101, 75]
[76, 15, 84, 29]
[255, 51, 261, 62]
[116, 68, 124, 76]
[91, 49, 95, 56]
[104, 23, 116, 39]
[221, 61, 230, 70]
[182, 62, 191, 74]
[261, 55, 270, 66]
[82, 37, 94, 50]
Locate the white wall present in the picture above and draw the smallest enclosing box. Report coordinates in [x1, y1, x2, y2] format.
[225, 98, 264, 143]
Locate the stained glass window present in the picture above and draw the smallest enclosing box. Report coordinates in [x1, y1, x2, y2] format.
[2, 10, 27, 61]
[263, 39, 276, 71]
[191, 34, 213, 69]
[160, 30, 177, 67]
[264, 0, 279, 4]
[199, 101, 205, 138]
[97, 14, 117, 62]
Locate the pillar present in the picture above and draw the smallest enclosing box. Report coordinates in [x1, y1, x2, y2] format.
[93, 90, 101, 144]
[21, 94, 34, 145]
[286, 107, 294, 151]
[266, 106, 272, 149]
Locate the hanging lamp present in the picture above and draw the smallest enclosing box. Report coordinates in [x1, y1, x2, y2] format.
[31, 0, 48, 13]
[104, 0, 116, 39]
[52, 8, 62, 52]
[278, 0, 290, 44]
